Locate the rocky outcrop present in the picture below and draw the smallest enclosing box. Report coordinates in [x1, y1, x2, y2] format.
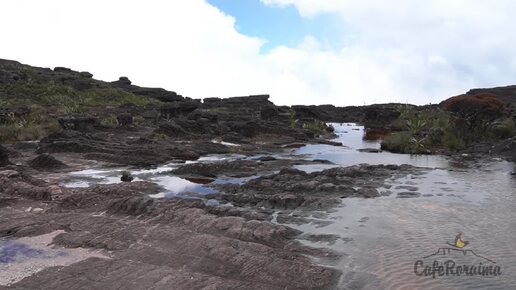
[111, 76, 184, 102]
[203, 94, 272, 108]
[28, 154, 67, 171]
[171, 158, 334, 179]
[58, 116, 98, 131]
[0, 170, 53, 201]
[37, 130, 201, 166]
[159, 100, 201, 118]
[492, 137, 516, 161]
[291, 103, 406, 127]
[213, 164, 420, 211]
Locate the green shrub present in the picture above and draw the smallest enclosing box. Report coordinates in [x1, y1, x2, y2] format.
[100, 114, 119, 128]
[133, 116, 147, 126]
[490, 118, 515, 139]
[303, 120, 327, 136]
[1, 82, 158, 108]
[441, 130, 465, 151]
[380, 132, 429, 154]
[0, 107, 60, 142]
[390, 118, 407, 131]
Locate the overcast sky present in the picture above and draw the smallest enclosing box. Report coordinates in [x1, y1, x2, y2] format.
[1, 0, 516, 106]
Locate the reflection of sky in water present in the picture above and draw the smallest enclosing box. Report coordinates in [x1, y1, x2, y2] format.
[62, 169, 143, 188]
[63, 167, 217, 200]
[294, 123, 450, 169]
[0, 240, 66, 264]
[277, 124, 516, 289]
[60, 155, 253, 203]
[149, 176, 216, 199]
[285, 160, 516, 289]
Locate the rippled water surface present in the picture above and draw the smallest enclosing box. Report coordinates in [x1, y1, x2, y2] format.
[287, 123, 516, 289]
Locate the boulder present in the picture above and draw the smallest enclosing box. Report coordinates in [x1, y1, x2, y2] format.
[117, 113, 133, 127]
[155, 121, 188, 137]
[160, 101, 200, 118]
[53, 66, 72, 73]
[28, 154, 67, 171]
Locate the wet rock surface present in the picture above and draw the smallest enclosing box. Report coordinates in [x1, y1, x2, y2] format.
[171, 158, 334, 179]
[213, 164, 422, 211]
[0, 172, 340, 290]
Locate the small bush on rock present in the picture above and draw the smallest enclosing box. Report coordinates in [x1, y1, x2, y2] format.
[490, 117, 515, 139]
[303, 120, 327, 136]
[100, 114, 119, 128]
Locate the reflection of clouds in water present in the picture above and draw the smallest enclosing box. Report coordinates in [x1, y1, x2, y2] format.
[70, 169, 111, 176]
[293, 123, 450, 169]
[151, 176, 215, 196]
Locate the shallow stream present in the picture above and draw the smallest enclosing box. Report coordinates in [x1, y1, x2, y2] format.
[59, 123, 516, 289]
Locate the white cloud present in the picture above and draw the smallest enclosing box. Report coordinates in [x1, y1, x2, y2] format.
[261, 0, 516, 104]
[1, 0, 516, 106]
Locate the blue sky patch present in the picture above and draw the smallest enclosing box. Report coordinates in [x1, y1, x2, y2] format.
[208, 0, 343, 52]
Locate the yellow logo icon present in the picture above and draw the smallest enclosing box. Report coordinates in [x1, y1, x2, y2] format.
[454, 233, 469, 248]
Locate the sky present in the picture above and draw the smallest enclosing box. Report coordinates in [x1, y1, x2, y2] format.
[1, 0, 516, 106]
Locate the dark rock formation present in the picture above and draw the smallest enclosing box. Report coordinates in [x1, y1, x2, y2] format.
[171, 159, 331, 179]
[58, 116, 98, 131]
[492, 137, 516, 161]
[0, 144, 10, 167]
[203, 95, 272, 108]
[28, 154, 67, 171]
[159, 101, 201, 118]
[37, 130, 202, 166]
[213, 164, 421, 211]
[111, 76, 184, 102]
[116, 113, 133, 127]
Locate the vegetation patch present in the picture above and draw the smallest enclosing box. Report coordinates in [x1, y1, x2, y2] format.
[302, 120, 328, 136]
[100, 114, 120, 128]
[382, 95, 514, 154]
[0, 106, 60, 142]
[380, 132, 430, 154]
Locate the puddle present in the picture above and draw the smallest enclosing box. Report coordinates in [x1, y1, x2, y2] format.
[0, 231, 107, 286]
